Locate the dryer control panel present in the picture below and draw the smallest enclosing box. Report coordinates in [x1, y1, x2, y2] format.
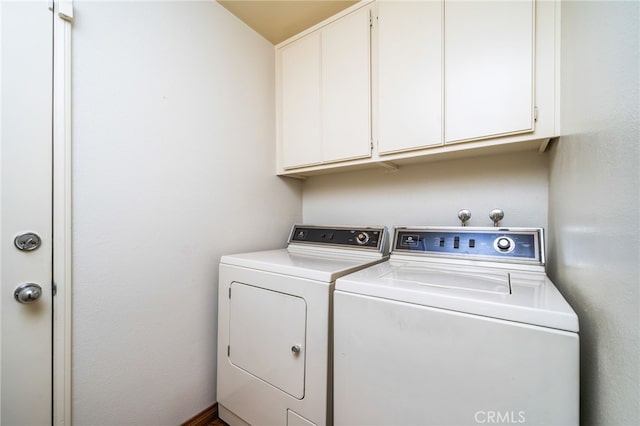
[289, 225, 386, 251]
[393, 227, 544, 264]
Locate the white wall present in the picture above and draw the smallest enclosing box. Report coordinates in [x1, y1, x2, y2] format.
[303, 151, 549, 231]
[547, 1, 639, 424]
[72, 2, 301, 424]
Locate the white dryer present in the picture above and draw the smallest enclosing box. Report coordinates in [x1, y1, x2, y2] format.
[334, 227, 579, 426]
[217, 225, 388, 426]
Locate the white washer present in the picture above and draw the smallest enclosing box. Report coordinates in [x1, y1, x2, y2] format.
[334, 227, 579, 426]
[217, 225, 388, 426]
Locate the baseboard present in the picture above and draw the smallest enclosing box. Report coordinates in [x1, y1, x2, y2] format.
[181, 402, 218, 426]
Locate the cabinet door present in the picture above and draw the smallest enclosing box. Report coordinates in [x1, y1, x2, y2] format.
[321, 7, 371, 163]
[377, 0, 443, 154]
[445, 0, 534, 143]
[281, 33, 322, 168]
[229, 282, 307, 399]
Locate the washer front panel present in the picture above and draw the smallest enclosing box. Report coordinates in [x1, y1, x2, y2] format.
[333, 291, 579, 426]
[393, 227, 543, 264]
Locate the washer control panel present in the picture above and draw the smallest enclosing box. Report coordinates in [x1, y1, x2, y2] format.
[289, 225, 386, 250]
[393, 227, 543, 264]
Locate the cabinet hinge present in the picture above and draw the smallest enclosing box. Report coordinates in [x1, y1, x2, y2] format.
[228, 287, 231, 299]
[52, 281, 57, 296]
[534, 106, 538, 122]
[369, 10, 373, 28]
[56, 0, 75, 23]
[370, 139, 374, 152]
[227, 345, 231, 357]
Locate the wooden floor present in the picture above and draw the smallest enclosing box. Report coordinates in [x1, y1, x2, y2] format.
[182, 403, 227, 426]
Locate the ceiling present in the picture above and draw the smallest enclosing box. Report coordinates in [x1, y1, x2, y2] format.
[218, 0, 359, 45]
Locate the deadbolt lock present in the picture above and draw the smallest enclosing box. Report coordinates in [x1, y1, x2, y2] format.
[14, 232, 41, 251]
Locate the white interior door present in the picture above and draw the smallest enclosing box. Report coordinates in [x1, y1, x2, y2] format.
[1, 1, 54, 425]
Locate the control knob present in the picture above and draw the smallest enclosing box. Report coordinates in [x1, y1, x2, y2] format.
[494, 236, 515, 253]
[355, 232, 370, 245]
[496, 237, 511, 250]
[489, 209, 504, 227]
[457, 209, 471, 227]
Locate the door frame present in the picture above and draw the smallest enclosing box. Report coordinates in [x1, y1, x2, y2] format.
[53, 1, 73, 425]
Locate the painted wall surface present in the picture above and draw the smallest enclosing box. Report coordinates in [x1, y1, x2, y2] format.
[72, 2, 301, 424]
[548, 1, 640, 424]
[303, 151, 549, 231]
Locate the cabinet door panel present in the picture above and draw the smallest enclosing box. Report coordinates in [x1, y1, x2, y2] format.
[378, 0, 443, 154]
[229, 282, 306, 399]
[445, 0, 534, 143]
[281, 33, 322, 168]
[322, 7, 371, 163]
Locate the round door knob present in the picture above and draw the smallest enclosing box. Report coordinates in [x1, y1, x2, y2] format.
[14, 283, 42, 304]
[291, 344, 301, 354]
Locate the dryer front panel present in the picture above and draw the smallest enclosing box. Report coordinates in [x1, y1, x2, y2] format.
[229, 282, 307, 399]
[217, 263, 331, 426]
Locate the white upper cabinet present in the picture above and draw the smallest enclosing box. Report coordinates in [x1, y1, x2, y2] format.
[278, 6, 371, 170]
[276, 0, 558, 176]
[281, 33, 323, 168]
[377, 0, 443, 154]
[321, 7, 371, 163]
[444, 0, 535, 143]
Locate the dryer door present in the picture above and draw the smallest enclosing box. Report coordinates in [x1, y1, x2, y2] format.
[229, 282, 307, 399]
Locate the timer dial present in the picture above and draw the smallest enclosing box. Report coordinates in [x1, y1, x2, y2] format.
[497, 238, 511, 250]
[494, 236, 515, 253]
[355, 232, 370, 245]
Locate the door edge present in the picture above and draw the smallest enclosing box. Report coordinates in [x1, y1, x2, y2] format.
[53, 2, 73, 425]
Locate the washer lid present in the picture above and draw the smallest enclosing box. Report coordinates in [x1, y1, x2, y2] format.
[379, 265, 511, 294]
[220, 248, 386, 282]
[336, 261, 579, 332]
